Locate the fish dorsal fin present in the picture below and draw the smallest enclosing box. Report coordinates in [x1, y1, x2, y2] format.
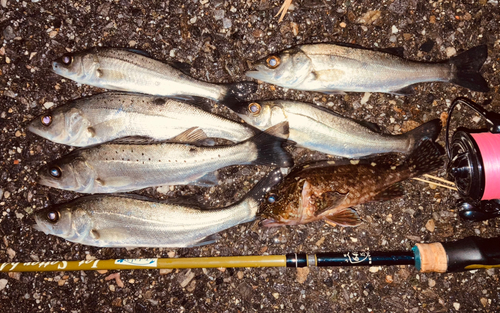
[125, 48, 152, 57]
[357, 120, 381, 133]
[108, 136, 166, 145]
[316, 191, 349, 215]
[162, 195, 205, 208]
[323, 207, 362, 227]
[169, 127, 208, 143]
[372, 183, 405, 202]
[390, 84, 417, 96]
[169, 61, 192, 75]
[380, 47, 405, 58]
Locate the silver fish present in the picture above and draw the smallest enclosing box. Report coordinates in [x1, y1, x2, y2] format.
[246, 44, 489, 95]
[52, 48, 257, 103]
[33, 169, 283, 248]
[37, 122, 292, 193]
[224, 100, 441, 158]
[28, 92, 257, 147]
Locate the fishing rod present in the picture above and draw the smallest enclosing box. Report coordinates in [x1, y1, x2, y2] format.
[1, 236, 499, 273]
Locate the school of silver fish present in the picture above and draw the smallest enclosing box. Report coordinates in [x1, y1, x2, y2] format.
[29, 43, 489, 247]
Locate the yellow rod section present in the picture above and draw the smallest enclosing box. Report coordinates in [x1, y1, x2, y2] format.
[0, 255, 287, 273]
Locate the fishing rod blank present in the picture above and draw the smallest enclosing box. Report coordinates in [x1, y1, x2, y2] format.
[0, 236, 498, 273]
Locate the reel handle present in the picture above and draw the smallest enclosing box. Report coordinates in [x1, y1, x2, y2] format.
[458, 199, 500, 221]
[415, 236, 500, 273]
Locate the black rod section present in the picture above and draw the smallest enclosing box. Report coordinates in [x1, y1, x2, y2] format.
[285, 251, 414, 268]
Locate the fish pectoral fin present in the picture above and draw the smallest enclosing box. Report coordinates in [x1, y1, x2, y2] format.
[89, 228, 129, 243]
[389, 84, 417, 96]
[190, 171, 219, 187]
[315, 191, 349, 216]
[323, 207, 362, 227]
[96, 69, 127, 82]
[168, 127, 209, 144]
[372, 183, 405, 202]
[97, 176, 135, 188]
[187, 234, 220, 247]
[169, 61, 192, 76]
[311, 69, 345, 83]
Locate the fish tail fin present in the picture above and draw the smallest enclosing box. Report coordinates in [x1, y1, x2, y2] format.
[405, 140, 445, 177]
[249, 122, 294, 168]
[219, 82, 258, 106]
[448, 45, 489, 92]
[238, 169, 284, 223]
[404, 119, 442, 153]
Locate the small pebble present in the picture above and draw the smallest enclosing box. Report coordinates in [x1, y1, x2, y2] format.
[222, 18, 232, 29]
[43, 102, 55, 109]
[160, 268, 173, 275]
[3, 191, 10, 199]
[0, 279, 7, 291]
[339, 22, 346, 28]
[425, 219, 435, 232]
[453, 302, 460, 310]
[428, 278, 436, 287]
[391, 25, 398, 33]
[369, 266, 380, 273]
[480, 298, 488, 307]
[237, 271, 244, 279]
[446, 47, 457, 58]
[296, 267, 310, 284]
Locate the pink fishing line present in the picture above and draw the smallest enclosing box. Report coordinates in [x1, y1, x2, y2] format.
[471, 133, 500, 200]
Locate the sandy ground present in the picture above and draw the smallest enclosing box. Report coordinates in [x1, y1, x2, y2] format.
[1, 0, 500, 312]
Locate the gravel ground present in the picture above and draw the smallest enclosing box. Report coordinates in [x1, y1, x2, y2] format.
[1, 0, 500, 312]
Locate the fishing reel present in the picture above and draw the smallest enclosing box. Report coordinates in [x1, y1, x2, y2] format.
[446, 97, 500, 221]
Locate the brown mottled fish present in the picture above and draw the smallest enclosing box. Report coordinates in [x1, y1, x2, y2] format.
[261, 140, 444, 227]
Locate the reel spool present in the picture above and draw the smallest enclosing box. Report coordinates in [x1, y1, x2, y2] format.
[446, 97, 500, 221]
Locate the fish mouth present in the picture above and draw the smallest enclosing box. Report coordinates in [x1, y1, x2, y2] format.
[31, 223, 43, 232]
[245, 64, 273, 81]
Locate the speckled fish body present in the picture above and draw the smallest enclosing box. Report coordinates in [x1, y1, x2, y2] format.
[225, 100, 441, 158]
[28, 92, 257, 147]
[33, 170, 283, 248]
[261, 140, 444, 227]
[246, 44, 489, 94]
[52, 48, 257, 103]
[37, 122, 292, 193]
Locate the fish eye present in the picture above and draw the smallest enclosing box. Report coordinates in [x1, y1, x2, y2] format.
[41, 115, 52, 126]
[248, 103, 261, 115]
[61, 54, 73, 65]
[46, 210, 60, 223]
[266, 56, 280, 69]
[267, 194, 277, 204]
[49, 166, 62, 178]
